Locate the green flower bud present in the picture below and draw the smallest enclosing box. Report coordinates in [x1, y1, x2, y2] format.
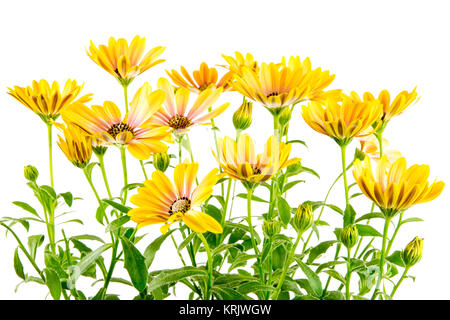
[354, 148, 366, 161]
[278, 107, 292, 126]
[153, 152, 170, 172]
[341, 225, 359, 249]
[401, 237, 423, 267]
[262, 220, 281, 238]
[292, 203, 314, 233]
[24, 165, 39, 182]
[233, 99, 252, 131]
[92, 137, 108, 157]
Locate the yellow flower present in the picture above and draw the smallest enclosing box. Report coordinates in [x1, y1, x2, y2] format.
[213, 134, 301, 187]
[221, 51, 259, 75]
[128, 162, 224, 233]
[7, 79, 92, 121]
[57, 124, 92, 168]
[166, 62, 233, 93]
[302, 94, 383, 146]
[363, 88, 419, 122]
[62, 83, 173, 160]
[231, 56, 335, 113]
[353, 156, 445, 218]
[147, 78, 229, 134]
[87, 35, 165, 86]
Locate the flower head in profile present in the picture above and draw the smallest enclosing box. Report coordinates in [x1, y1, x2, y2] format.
[62, 83, 173, 160]
[363, 88, 418, 123]
[231, 56, 335, 114]
[221, 52, 259, 75]
[166, 62, 233, 93]
[214, 134, 301, 189]
[128, 162, 224, 233]
[87, 35, 165, 86]
[147, 78, 229, 135]
[7, 79, 92, 122]
[302, 94, 383, 146]
[353, 156, 444, 218]
[57, 124, 92, 168]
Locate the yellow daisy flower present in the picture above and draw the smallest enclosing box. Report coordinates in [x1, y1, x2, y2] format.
[302, 94, 383, 146]
[87, 35, 165, 86]
[363, 88, 419, 122]
[221, 51, 259, 75]
[353, 156, 445, 218]
[166, 62, 233, 93]
[57, 124, 92, 168]
[232, 56, 335, 114]
[128, 162, 224, 233]
[147, 78, 230, 134]
[213, 134, 301, 187]
[7, 79, 92, 122]
[62, 83, 173, 160]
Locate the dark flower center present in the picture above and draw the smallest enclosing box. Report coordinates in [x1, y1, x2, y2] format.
[107, 122, 134, 138]
[169, 197, 191, 215]
[168, 115, 191, 130]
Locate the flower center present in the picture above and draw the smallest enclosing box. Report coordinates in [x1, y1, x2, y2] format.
[169, 197, 191, 215]
[252, 167, 262, 175]
[198, 83, 210, 91]
[168, 115, 191, 130]
[267, 92, 279, 98]
[107, 122, 134, 138]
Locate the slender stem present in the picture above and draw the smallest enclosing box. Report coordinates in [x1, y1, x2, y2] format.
[120, 147, 128, 205]
[246, 187, 264, 283]
[185, 134, 199, 184]
[371, 217, 391, 300]
[385, 212, 404, 257]
[170, 234, 187, 266]
[390, 267, 410, 298]
[340, 144, 349, 207]
[177, 135, 183, 164]
[123, 84, 129, 114]
[97, 154, 112, 199]
[271, 232, 302, 300]
[139, 160, 148, 180]
[345, 247, 352, 300]
[357, 237, 375, 260]
[323, 243, 341, 294]
[197, 233, 213, 300]
[46, 122, 54, 188]
[83, 167, 110, 225]
[102, 238, 119, 293]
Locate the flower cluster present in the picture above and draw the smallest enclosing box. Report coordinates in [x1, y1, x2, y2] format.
[3, 35, 443, 301]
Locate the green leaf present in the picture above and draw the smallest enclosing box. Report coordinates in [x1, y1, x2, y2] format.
[212, 286, 251, 300]
[350, 193, 363, 199]
[277, 196, 292, 226]
[12, 201, 39, 218]
[355, 212, 384, 223]
[324, 204, 343, 215]
[343, 204, 356, 227]
[44, 268, 62, 300]
[106, 215, 130, 232]
[120, 237, 148, 292]
[286, 139, 307, 148]
[68, 244, 112, 284]
[229, 253, 258, 272]
[203, 204, 222, 224]
[120, 183, 144, 198]
[282, 180, 305, 193]
[322, 269, 345, 284]
[356, 224, 382, 237]
[386, 251, 405, 267]
[13, 248, 25, 280]
[236, 193, 268, 203]
[400, 217, 424, 226]
[177, 232, 196, 253]
[27, 235, 45, 260]
[147, 267, 207, 292]
[84, 162, 99, 180]
[295, 258, 323, 297]
[143, 229, 175, 268]
[103, 199, 130, 214]
[40, 185, 57, 199]
[323, 291, 345, 300]
[59, 192, 73, 207]
[70, 234, 105, 243]
[307, 241, 336, 264]
[237, 281, 274, 294]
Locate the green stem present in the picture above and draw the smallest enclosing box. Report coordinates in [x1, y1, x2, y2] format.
[170, 234, 187, 266]
[345, 247, 352, 300]
[139, 160, 148, 180]
[46, 122, 54, 188]
[246, 187, 264, 283]
[197, 233, 213, 300]
[385, 212, 404, 257]
[83, 167, 110, 225]
[323, 243, 341, 294]
[390, 266, 410, 298]
[271, 232, 302, 300]
[371, 217, 391, 300]
[123, 84, 129, 114]
[97, 154, 112, 199]
[120, 147, 128, 205]
[102, 238, 119, 293]
[340, 144, 349, 207]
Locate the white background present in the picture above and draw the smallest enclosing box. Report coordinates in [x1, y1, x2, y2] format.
[0, 0, 449, 300]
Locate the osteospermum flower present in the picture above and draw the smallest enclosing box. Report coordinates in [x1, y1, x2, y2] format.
[87, 35, 165, 86]
[363, 88, 418, 122]
[166, 62, 233, 93]
[353, 156, 444, 218]
[62, 83, 173, 160]
[57, 124, 92, 168]
[357, 134, 401, 164]
[302, 94, 383, 146]
[221, 51, 259, 75]
[7, 79, 92, 122]
[213, 134, 301, 187]
[147, 78, 229, 134]
[128, 162, 224, 233]
[232, 56, 335, 113]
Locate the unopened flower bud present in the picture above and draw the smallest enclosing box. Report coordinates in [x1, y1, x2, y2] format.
[92, 137, 108, 157]
[341, 225, 359, 249]
[292, 203, 314, 233]
[354, 148, 366, 161]
[278, 107, 292, 126]
[153, 152, 170, 172]
[263, 220, 281, 238]
[233, 99, 252, 131]
[401, 237, 423, 267]
[24, 165, 39, 182]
